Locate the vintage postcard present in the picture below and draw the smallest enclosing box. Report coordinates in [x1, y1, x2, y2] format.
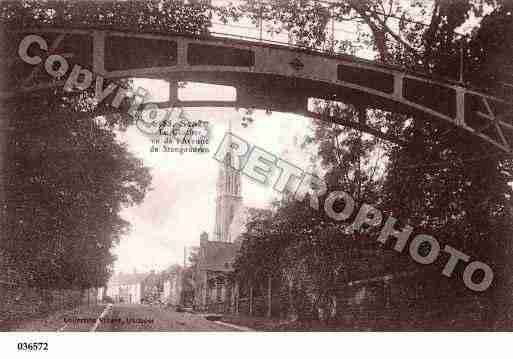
[1, 0, 512, 356]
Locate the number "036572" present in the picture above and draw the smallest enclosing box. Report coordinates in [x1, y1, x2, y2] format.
[17, 342, 48, 351]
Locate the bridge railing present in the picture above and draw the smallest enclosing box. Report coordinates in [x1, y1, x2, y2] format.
[205, 2, 511, 98]
[204, 2, 472, 86]
[207, 3, 361, 57]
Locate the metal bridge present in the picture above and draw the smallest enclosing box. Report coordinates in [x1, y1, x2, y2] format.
[1, 27, 513, 154]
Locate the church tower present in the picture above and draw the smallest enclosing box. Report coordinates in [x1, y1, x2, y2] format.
[213, 123, 242, 242]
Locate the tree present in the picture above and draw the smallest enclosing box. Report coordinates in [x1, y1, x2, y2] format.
[232, 0, 513, 328]
[381, 2, 513, 327]
[0, 0, 217, 291]
[3, 88, 152, 290]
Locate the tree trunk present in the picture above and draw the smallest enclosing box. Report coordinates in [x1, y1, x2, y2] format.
[234, 281, 239, 315]
[249, 285, 254, 316]
[330, 295, 337, 320]
[0, 104, 7, 249]
[267, 276, 272, 318]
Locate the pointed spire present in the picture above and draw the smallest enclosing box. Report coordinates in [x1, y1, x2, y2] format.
[214, 117, 242, 242]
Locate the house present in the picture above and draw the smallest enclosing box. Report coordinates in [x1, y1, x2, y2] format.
[194, 231, 240, 312]
[106, 272, 148, 304]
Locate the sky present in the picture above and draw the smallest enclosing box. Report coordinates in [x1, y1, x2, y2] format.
[109, 3, 379, 275]
[113, 79, 315, 274]
[108, 2, 490, 274]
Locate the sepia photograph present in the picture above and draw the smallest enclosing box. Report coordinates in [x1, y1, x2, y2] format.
[0, 0, 512, 356]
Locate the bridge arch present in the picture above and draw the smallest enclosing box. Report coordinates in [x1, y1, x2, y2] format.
[2, 27, 513, 154]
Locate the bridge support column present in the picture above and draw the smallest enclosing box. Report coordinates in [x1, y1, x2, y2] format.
[92, 31, 106, 75]
[455, 87, 466, 128]
[393, 73, 405, 100]
[169, 80, 178, 105]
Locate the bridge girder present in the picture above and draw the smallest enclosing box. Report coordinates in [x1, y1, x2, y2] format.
[1, 27, 513, 154]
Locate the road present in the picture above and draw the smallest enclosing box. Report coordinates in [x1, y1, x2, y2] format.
[94, 304, 237, 332]
[13, 304, 240, 332]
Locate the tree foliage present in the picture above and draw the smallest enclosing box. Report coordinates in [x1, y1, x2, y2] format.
[4, 87, 152, 289]
[233, 0, 513, 327]
[0, 0, 219, 290]
[0, 0, 212, 34]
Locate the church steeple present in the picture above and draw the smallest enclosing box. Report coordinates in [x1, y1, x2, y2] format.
[214, 119, 242, 242]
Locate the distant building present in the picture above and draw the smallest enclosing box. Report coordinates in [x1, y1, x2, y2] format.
[106, 272, 148, 304]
